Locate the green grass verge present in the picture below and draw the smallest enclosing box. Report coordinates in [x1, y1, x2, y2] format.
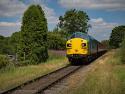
[0, 57, 68, 91]
[70, 50, 125, 94]
[114, 66, 125, 94]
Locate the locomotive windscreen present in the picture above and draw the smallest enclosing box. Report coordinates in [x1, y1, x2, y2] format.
[69, 32, 88, 40]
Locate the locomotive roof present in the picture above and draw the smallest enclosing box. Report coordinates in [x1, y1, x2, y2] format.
[69, 32, 97, 42]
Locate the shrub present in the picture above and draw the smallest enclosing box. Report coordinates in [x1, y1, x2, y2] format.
[0, 55, 9, 69]
[18, 5, 48, 64]
[47, 32, 66, 50]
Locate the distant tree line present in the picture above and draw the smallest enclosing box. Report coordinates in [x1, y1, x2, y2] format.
[101, 40, 110, 49]
[0, 33, 20, 55]
[109, 25, 125, 48]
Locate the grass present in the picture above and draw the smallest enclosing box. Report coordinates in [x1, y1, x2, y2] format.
[0, 51, 69, 91]
[70, 50, 125, 94]
[114, 66, 125, 94]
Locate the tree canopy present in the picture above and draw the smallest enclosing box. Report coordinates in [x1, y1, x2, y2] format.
[101, 40, 109, 49]
[47, 31, 66, 50]
[0, 36, 11, 54]
[58, 9, 90, 36]
[0, 32, 20, 55]
[18, 5, 48, 64]
[109, 25, 125, 48]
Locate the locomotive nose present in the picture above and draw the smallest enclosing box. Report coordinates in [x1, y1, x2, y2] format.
[75, 49, 78, 52]
[66, 38, 88, 55]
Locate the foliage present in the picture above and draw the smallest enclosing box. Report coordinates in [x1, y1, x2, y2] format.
[0, 35, 13, 54]
[0, 32, 20, 55]
[47, 31, 66, 50]
[18, 5, 48, 64]
[101, 40, 109, 49]
[0, 55, 9, 69]
[70, 51, 123, 94]
[0, 57, 67, 91]
[9, 32, 20, 54]
[58, 9, 90, 36]
[120, 39, 125, 63]
[109, 25, 125, 48]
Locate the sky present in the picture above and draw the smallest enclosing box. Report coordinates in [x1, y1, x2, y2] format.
[0, 0, 125, 41]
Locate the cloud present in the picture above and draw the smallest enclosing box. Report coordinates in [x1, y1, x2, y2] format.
[88, 18, 118, 41]
[0, 0, 27, 17]
[59, 0, 125, 11]
[0, 22, 21, 36]
[0, 0, 59, 36]
[0, 0, 58, 24]
[90, 18, 117, 29]
[0, 22, 21, 27]
[41, 4, 59, 24]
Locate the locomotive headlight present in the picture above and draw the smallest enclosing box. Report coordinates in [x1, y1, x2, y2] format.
[81, 43, 86, 48]
[67, 43, 72, 48]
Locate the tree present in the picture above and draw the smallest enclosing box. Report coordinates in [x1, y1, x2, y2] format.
[9, 32, 21, 54]
[0, 35, 13, 54]
[0, 32, 20, 55]
[47, 32, 66, 50]
[109, 25, 125, 48]
[101, 40, 109, 49]
[18, 5, 48, 63]
[58, 9, 90, 36]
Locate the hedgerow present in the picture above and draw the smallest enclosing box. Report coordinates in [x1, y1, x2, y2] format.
[0, 55, 9, 69]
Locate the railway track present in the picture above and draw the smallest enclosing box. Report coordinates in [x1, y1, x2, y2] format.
[0, 65, 82, 94]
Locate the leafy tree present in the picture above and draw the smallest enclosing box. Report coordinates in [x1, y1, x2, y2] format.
[0, 55, 9, 69]
[0, 32, 20, 55]
[109, 25, 125, 48]
[18, 5, 48, 64]
[0, 35, 13, 54]
[59, 9, 90, 36]
[47, 32, 66, 50]
[9, 32, 21, 54]
[101, 40, 109, 49]
[0, 35, 6, 54]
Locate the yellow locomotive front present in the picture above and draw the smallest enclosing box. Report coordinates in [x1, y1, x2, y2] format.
[66, 32, 89, 64]
[66, 38, 88, 55]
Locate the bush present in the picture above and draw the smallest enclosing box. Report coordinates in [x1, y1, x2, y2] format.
[120, 39, 125, 63]
[18, 5, 48, 64]
[0, 55, 9, 69]
[47, 32, 66, 50]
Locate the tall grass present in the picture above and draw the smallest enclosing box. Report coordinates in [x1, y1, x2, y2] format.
[0, 55, 9, 69]
[120, 39, 125, 63]
[0, 57, 68, 91]
[69, 50, 125, 94]
[73, 63, 121, 94]
[0, 50, 68, 91]
[48, 50, 66, 60]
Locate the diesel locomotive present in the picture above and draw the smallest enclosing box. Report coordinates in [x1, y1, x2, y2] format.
[66, 32, 107, 64]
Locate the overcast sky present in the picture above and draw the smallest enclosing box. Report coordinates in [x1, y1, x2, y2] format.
[0, 0, 125, 41]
